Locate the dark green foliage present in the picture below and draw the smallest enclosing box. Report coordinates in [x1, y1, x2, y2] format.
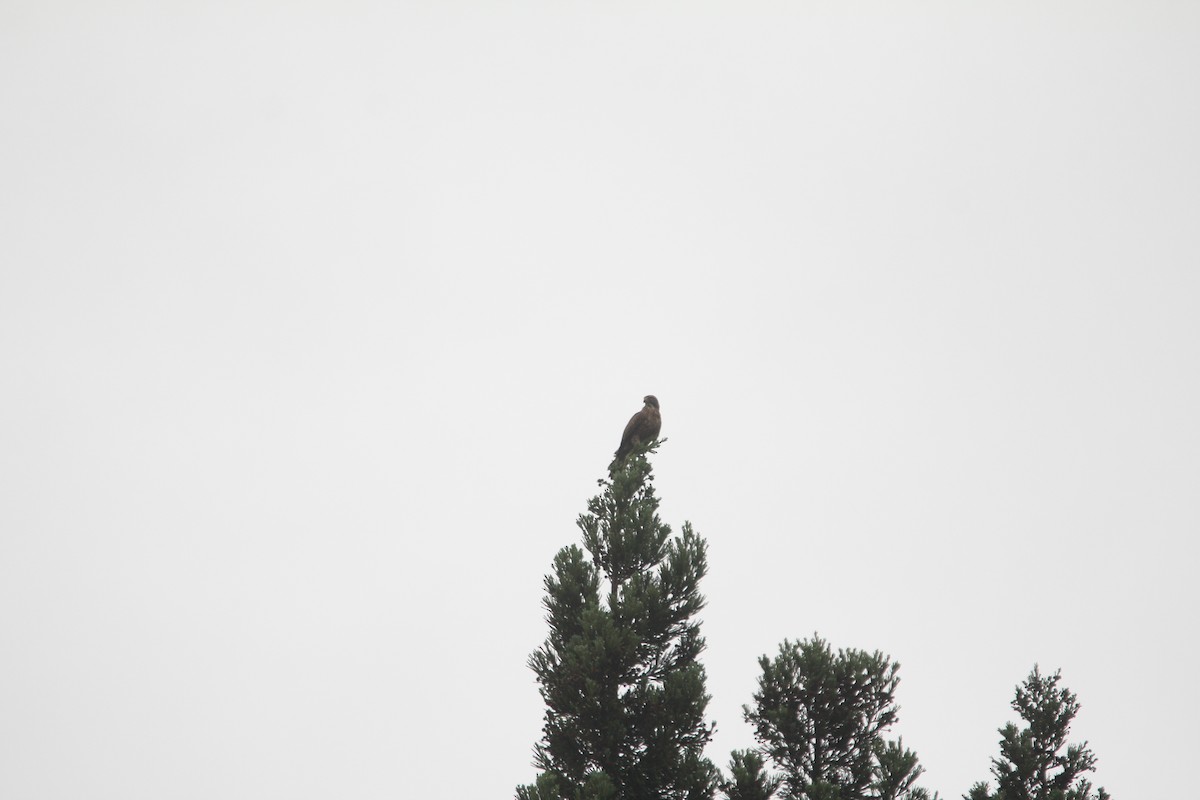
[965, 667, 1109, 800]
[743, 635, 933, 800]
[516, 771, 617, 800]
[874, 739, 936, 800]
[517, 444, 720, 799]
[723, 750, 782, 800]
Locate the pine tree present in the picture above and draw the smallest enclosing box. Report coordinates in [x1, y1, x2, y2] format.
[965, 666, 1110, 800]
[722, 750, 782, 800]
[743, 635, 934, 800]
[517, 443, 720, 800]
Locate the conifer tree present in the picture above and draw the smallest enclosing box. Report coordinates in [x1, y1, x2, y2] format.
[965, 666, 1110, 800]
[743, 635, 935, 800]
[517, 443, 720, 800]
[722, 750, 782, 800]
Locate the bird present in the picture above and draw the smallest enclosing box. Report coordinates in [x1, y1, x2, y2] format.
[614, 395, 662, 462]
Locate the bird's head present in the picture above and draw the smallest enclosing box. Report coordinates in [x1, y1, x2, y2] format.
[643, 395, 659, 409]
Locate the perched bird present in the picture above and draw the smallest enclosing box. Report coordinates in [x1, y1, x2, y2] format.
[614, 395, 662, 462]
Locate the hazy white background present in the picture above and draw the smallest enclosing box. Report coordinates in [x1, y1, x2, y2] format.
[2, 2, 1197, 798]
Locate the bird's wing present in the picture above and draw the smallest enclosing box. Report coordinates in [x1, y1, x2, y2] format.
[616, 409, 648, 458]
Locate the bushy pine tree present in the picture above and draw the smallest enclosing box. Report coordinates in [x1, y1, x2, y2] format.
[517, 444, 719, 800]
[743, 635, 935, 800]
[965, 666, 1110, 800]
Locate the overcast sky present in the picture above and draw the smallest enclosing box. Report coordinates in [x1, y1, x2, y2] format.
[2, 2, 1198, 798]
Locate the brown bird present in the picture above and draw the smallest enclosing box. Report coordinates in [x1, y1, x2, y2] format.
[614, 395, 662, 461]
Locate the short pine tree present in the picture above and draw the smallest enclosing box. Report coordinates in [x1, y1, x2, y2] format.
[517, 443, 720, 800]
[743, 635, 935, 800]
[965, 666, 1110, 800]
[722, 750, 782, 800]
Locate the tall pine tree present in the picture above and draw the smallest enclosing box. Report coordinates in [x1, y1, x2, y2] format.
[517, 443, 719, 800]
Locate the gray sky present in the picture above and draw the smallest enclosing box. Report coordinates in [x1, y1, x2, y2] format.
[2, 3, 1197, 798]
